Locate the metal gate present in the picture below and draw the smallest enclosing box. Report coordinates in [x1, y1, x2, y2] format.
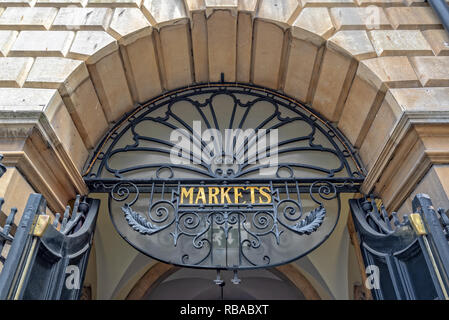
[350, 194, 449, 300]
[0, 192, 99, 300]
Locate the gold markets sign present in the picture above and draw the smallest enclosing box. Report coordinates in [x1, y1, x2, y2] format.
[178, 185, 272, 206]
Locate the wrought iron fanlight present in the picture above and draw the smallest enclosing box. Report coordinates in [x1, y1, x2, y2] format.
[84, 83, 365, 270]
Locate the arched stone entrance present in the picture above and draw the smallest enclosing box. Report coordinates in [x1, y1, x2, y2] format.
[125, 262, 321, 300]
[0, 0, 448, 300]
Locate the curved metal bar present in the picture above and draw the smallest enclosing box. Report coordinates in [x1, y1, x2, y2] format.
[83, 83, 366, 181]
[349, 198, 416, 254]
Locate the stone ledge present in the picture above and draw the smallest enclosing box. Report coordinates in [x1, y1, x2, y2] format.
[0, 87, 88, 176]
[0, 151, 68, 213]
[362, 87, 449, 197]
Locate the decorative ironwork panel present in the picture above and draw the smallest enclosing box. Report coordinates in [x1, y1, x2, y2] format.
[349, 194, 449, 300]
[84, 83, 365, 270]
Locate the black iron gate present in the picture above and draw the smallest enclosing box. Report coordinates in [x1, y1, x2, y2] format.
[0, 193, 99, 300]
[350, 194, 449, 300]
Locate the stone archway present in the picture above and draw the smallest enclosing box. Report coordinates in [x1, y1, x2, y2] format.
[0, 0, 448, 301]
[0, 0, 447, 219]
[125, 262, 321, 300]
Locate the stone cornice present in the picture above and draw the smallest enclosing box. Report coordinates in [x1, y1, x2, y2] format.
[362, 109, 449, 210]
[0, 103, 88, 209]
[1, 151, 66, 212]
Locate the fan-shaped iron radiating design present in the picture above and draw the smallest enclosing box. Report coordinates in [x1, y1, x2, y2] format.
[84, 83, 365, 270]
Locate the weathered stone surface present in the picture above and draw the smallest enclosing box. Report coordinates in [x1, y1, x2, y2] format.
[422, 29, 449, 56]
[68, 31, 118, 63]
[0, 30, 18, 57]
[121, 34, 162, 103]
[359, 98, 400, 171]
[312, 49, 354, 121]
[339, 56, 419, 146]
[338, 56, 419, 146]
[184, 0, 205, 12]
[369, 30, 433, 56]
[291, 7, 334, 47]
[283, 38, 319, 102]
[205, 0, 236, 6]
[236, 12, 252, 82]
[386, 87, 449, 112]
[257, 0, 301, 27]
[35, 0, 86, 6]
[327, 30, 376, 60]
[52, 8, 113, 31]
[207, 10, 236, 82]
[108, 8, 152, 45]
[238, 0, 258, 12]
[25, 57, 83, 87]
[0, 168, 36, 226]
[156, 23, 193, 90]
[397, 165, 449, 217]
[0, 88, 88, 170]
[191, 11, 208, 83]
[301, 0, 355, 7]
[43, 92, 88, 170]
[87, 50, 133, 122]
[338, 76, 379, 146]
[142, 0, 188, 27]
[252, 20, 285, 89]
[205, 0, 237, 13]
[330, 7, 391, 30]
[0, 0, 36, 7]
[9, 31, 75, 57]
[385, 7, 442, 30]
[25, 57, 108, 149]
[358, 56, 420, 90]
[355, 0, 403, 6]
[0, 7, 58, 30]
[409, 56, 449, 87]
[86, 0, 142, 7]
[0, 57, 33, 87]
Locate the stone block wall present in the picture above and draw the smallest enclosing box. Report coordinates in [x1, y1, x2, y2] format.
[0, 0, 448, 219]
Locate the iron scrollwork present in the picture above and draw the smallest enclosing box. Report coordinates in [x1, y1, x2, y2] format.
[85, 83, 364, 270]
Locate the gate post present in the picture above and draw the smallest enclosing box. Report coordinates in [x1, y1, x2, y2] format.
[0, 194, 46, 299]
[412, 193, 449, 298]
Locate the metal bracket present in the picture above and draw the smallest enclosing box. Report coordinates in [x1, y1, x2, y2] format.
[31, 215, 50, 237]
